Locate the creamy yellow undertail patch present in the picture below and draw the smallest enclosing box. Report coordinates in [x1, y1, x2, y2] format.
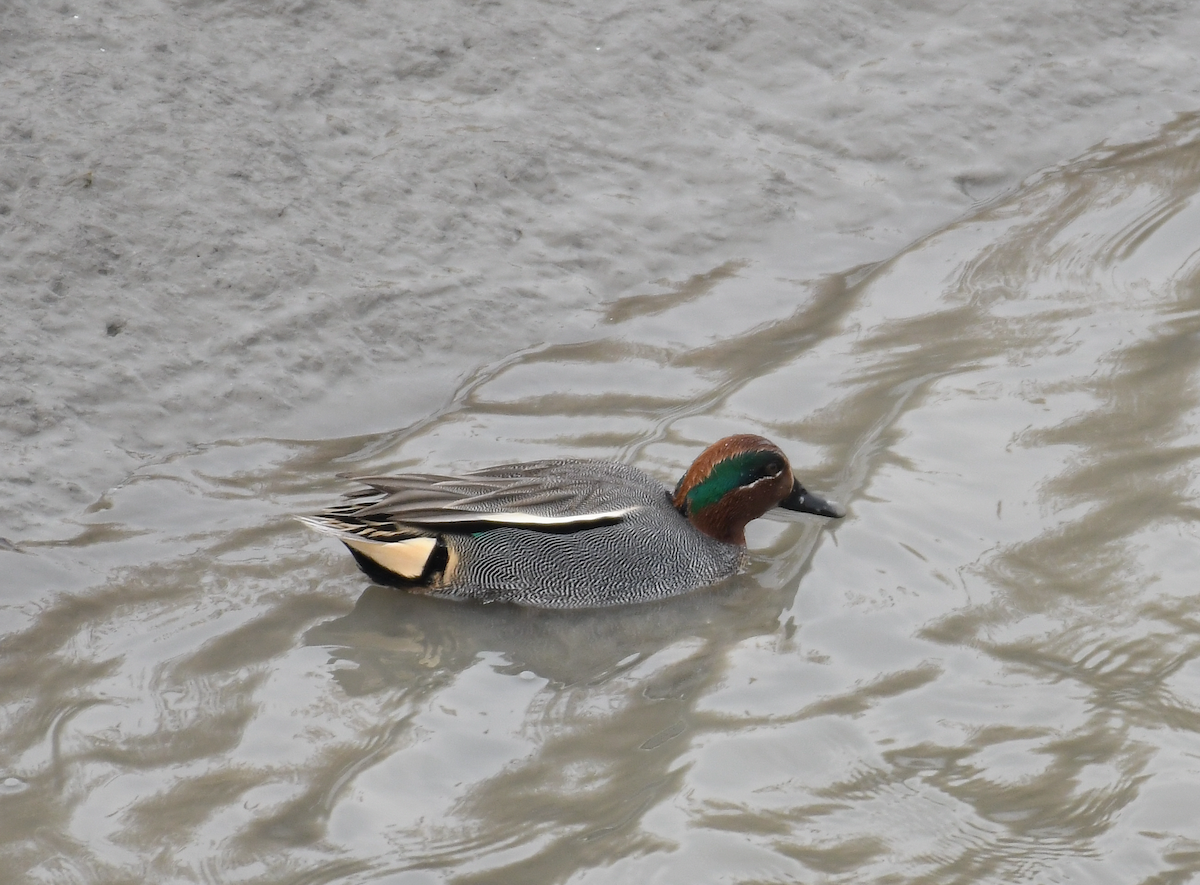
[346, 537, 436, 579]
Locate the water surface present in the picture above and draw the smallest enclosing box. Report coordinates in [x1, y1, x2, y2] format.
[3, 1, 1200, 882]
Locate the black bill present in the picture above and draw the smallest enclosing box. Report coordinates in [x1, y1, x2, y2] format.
[776, 479, 846, 519]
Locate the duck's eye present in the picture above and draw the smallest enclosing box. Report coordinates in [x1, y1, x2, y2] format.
[761, 458, 784, 477]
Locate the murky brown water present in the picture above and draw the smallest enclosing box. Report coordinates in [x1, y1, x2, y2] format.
[5, 0, 1200, 882]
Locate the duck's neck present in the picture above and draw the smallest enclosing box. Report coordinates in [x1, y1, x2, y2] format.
[674, 475, 752, 545]
[684, 500, 748, 545]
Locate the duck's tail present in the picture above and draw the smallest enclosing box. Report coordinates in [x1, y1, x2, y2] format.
[296, 515, 453, 586]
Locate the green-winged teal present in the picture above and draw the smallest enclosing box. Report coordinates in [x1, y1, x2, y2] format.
[300, 434, 844, 608]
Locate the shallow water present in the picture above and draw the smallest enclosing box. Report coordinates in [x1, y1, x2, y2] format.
[4, 0, 1200, 882]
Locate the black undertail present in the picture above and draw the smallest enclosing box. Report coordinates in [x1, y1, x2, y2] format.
[420, 537, 451, 583]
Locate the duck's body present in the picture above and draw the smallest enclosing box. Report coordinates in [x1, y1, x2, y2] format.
[301, 435, 844, 609]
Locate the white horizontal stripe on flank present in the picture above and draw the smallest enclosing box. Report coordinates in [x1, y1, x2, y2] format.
[472, 507, 639, 527]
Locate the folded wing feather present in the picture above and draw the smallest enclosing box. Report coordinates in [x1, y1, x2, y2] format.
[304, 463, 650, 538]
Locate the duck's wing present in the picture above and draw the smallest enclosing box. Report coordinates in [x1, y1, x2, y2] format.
[303, 460, 660, 538]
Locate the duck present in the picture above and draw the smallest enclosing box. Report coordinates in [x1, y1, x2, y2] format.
[299, 434, 844, 609]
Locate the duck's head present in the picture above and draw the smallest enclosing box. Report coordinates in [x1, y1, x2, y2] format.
[672, 434, 845, 545]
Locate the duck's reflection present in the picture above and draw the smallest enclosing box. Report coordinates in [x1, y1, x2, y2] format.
[308, 568, 793, 690]
[293, 575, 797, 875]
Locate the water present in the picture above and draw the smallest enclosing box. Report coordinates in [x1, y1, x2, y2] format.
[3, 0, 1200, 882]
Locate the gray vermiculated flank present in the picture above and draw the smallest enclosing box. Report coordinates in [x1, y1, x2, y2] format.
[443, 507, 744, 608]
